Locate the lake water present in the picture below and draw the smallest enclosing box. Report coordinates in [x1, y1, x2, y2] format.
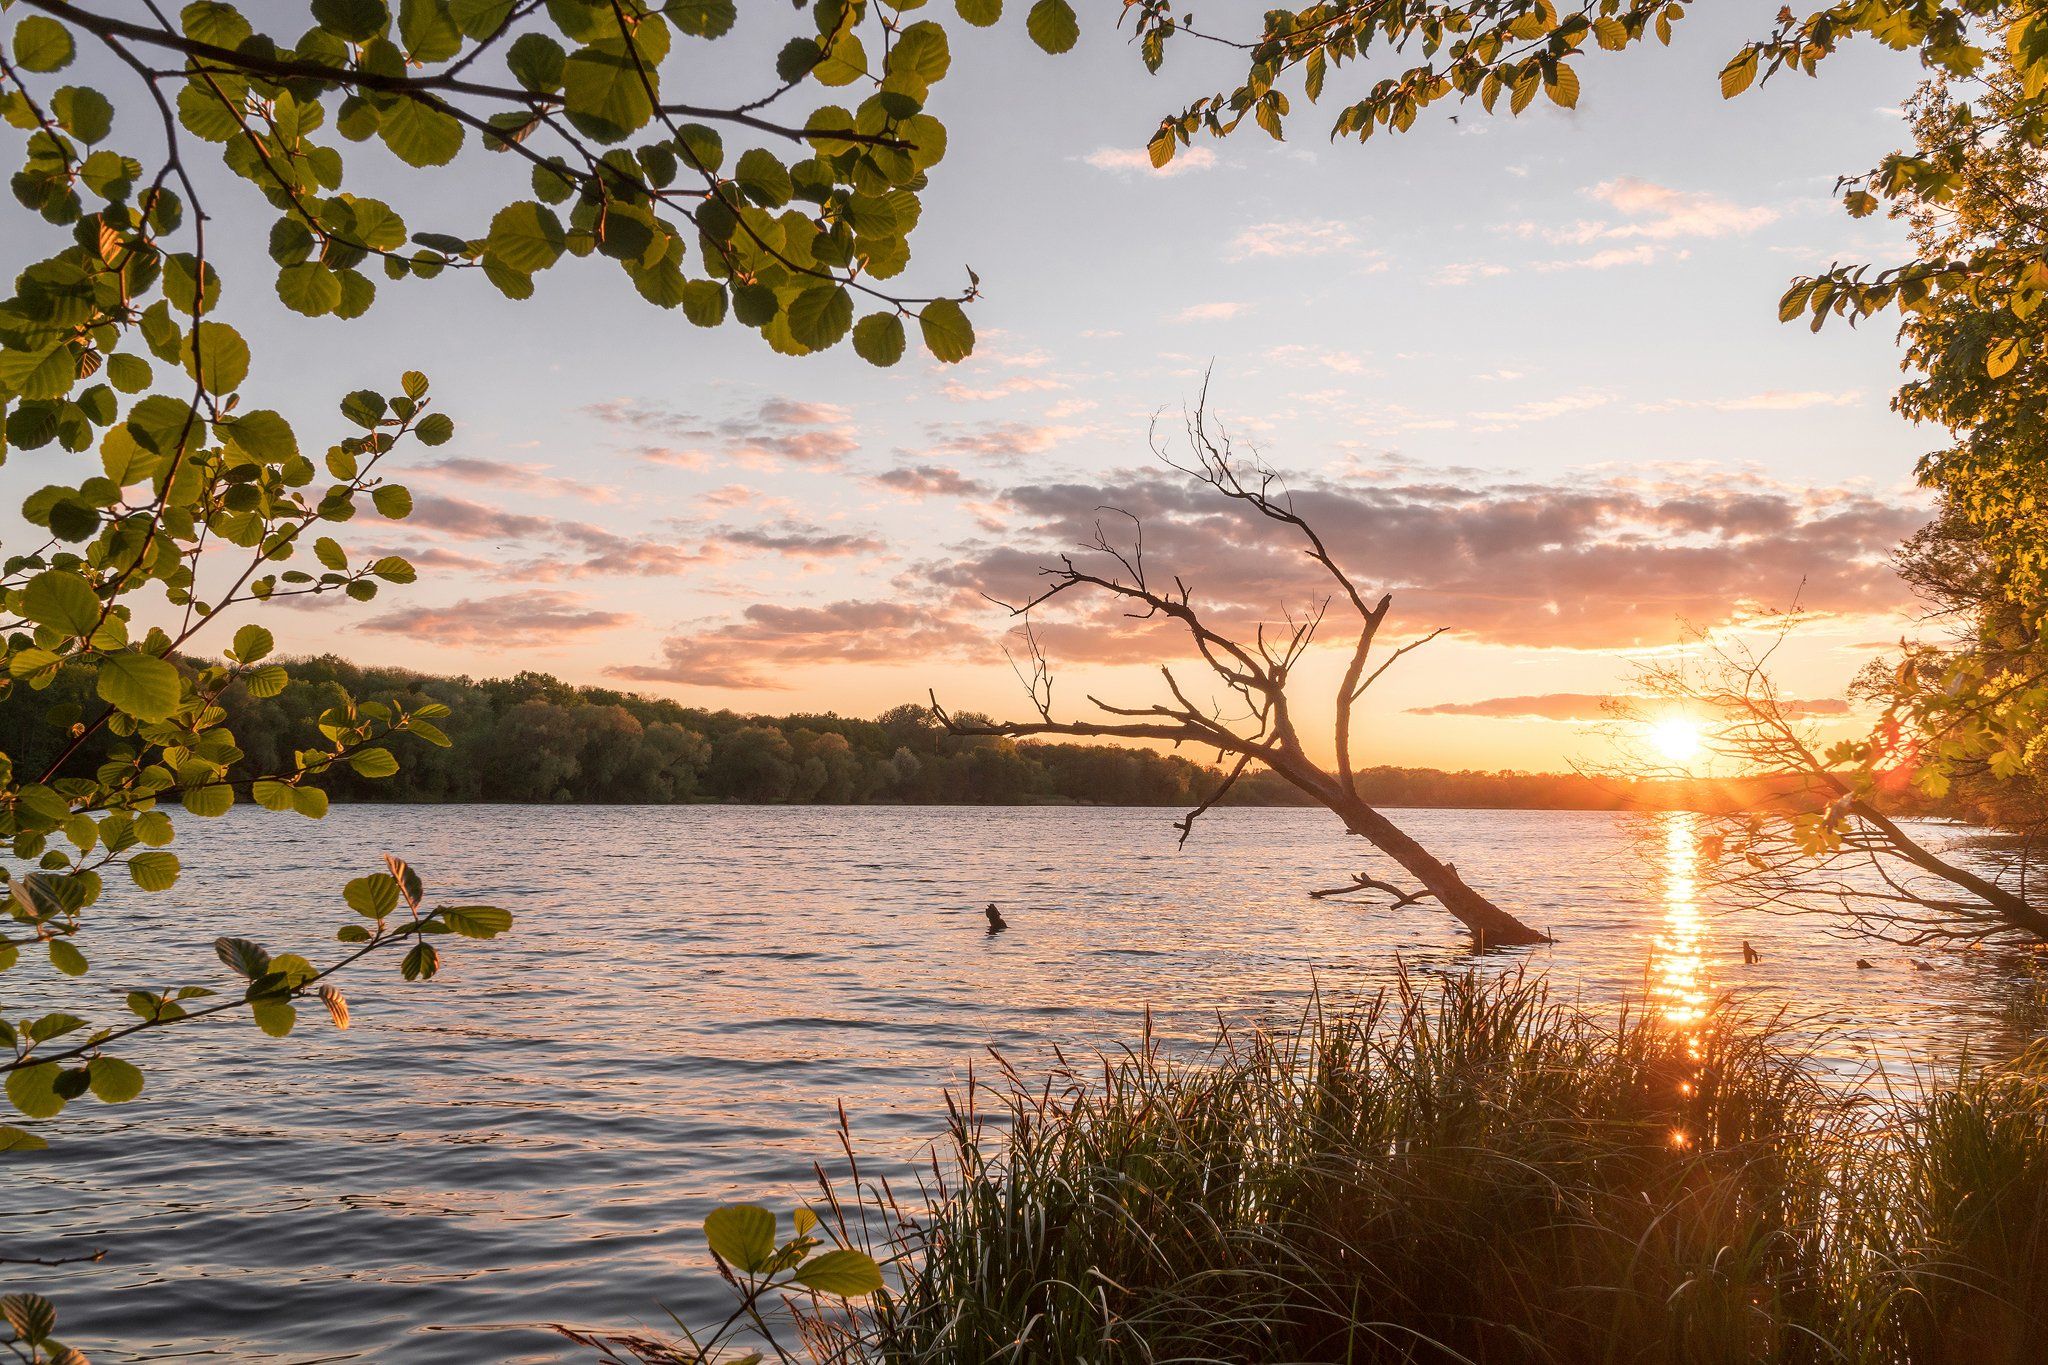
[2, 805, 2037, 1362]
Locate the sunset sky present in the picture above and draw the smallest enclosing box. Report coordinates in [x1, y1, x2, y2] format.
[6, 4, 1942, 772]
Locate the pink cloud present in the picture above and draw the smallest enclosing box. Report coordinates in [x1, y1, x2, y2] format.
[415, 457, 618, 503]
[612, 598, 984, 689]
[358, 591, 632, 647]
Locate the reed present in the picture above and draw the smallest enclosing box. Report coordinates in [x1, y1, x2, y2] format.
[588, 970, 2048, 1364]
[822, 970, 2048, 1365]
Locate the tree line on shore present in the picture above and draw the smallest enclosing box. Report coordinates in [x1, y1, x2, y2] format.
[2, 654, 1771, 811]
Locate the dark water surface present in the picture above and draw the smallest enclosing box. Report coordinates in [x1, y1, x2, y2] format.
[1, 805, 2034, 1362]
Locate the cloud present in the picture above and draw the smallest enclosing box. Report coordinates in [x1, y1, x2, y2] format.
[410, 493, 557, 542]
[582, 463, 1924, 691]
[870, 465, 994, 500]
[721, 524, 886, 558]
[358, 591, 632, 647]
[1641, 390, 1866, 413]
[923, 419, 1080, 460]
[611, 598, 984, 689]
[1082, 145, 1217, 177]
[757, 398, 850, 425]
[1268, 344, 1373, 375]
[1408, 693, 1627, 721]
[926, 467, 1925, 653]
[1588, 177, 1780, 240]
[585, 396, 860, 470]
[1514, 180, 1780, 247]
[1471, 391, 1613, 429]
[1227, 219, 1366, 261]
[416, 457, 618, 503]
[1437, 179, 1773, 284]
[1174, 301, 1251, 321]
[1433, 261, 1512, 286]
[407, 493, 718, 580]
[940, 374, 1069, 402]
[1410, 692, 1852, 720]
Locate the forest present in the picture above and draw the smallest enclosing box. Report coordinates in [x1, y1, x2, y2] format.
[0, 654, 1738, 810]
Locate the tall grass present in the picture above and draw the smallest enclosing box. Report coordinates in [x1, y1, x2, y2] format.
[587, 971, 2048, 1364]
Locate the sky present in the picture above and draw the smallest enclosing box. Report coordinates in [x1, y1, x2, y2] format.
[4, 4, 1945, 772]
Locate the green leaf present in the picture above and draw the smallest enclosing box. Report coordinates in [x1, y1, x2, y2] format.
[704, 1203, 778, 1272]
[812, 32, 868, 86]
[373, 484, 414, 518]
[181, 321, 252, 394]
[312, 0, 391, 42]
[5, 1064, 64, 1120]
[852, 312, 906, 367]
[734, 148, 794, 208]
[350, 746, 400, 778]
[681, 280, 727, 327]
[449, 0, 514, 38]
[508, 31, 567, 90]
[1988, 337, 2021, 378]
[315, 535, 349, 570]
[183, 782, 234, 817]
[401, 940, 439, 980]
[667, 0, 736, 38]
[243, 663, 289, 697]
[956, 0, 1001, 23]
[380, 98, 465, 166]
[346, 872, 401, 918]
[439, 904, 512, 939]
[918, 298, 974, 363]
[277, 261, 345, 316]
[0, 344, 76, 401]
[216, 936, 272, 978]
[52, 85, 113, 142]
[86, 1056, 144, 1103]
[234, 623, 275, 661]
[252, 999, 297, 1037]
[47, 940, 87, 977]
[562, 46, 654, 142]
[221, 409, 299, 463]
[252, 779, 296, 811]
[793, 1248, 885, 1297]
[27, 1013, 86, 1043]
[97, 651, 182, 723]
[787, 285, 853, 349]
[21, 569, 101, 635]
[128, 850, 181, 891]
[0, 1125, 48, 1153]
[1025, 0, 1078, 54]
[107, 353, 153, 393]
[12, 17, 75, 72]
[486, 201, 566, 272]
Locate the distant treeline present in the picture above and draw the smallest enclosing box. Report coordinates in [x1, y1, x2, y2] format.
[0, 655, 1778, 810]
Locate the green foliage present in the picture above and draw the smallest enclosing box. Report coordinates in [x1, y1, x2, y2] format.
[3, 0, 1082, 372]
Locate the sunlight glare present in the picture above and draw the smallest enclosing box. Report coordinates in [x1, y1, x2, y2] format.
[1647, 715, 1704, 765]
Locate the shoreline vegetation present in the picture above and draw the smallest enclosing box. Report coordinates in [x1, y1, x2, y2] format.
[0, 656, 1919, 815]
[594, 971, 2048, 1365]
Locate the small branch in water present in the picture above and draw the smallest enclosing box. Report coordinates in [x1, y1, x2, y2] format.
[1310, 874, 1438, 908]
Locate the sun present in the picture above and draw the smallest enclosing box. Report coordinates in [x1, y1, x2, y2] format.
[1647, 715, 1704, 765]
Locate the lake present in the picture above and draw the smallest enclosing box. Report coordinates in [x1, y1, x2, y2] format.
[2, 805, 2036, 1362]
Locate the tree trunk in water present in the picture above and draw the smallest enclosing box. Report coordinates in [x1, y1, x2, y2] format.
[1336, 797, 1552, 948]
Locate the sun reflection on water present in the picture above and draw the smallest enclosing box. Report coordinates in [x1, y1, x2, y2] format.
[1650, 812, 1713, 1032]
